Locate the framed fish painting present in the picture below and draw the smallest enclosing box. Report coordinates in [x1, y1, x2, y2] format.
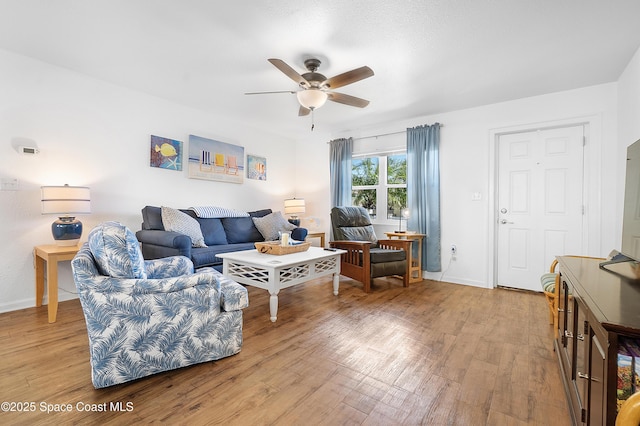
[187, 135, 244, 184]
[150, 135, 183, 171]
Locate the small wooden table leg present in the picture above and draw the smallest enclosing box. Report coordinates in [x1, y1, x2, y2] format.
[34, 250, 45, 307]
[47, 257, 59, 323]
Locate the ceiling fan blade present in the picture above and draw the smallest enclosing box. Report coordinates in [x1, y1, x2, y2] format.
[298, 105, 311, 116]
[327, 92, 370, 108]
[325, 66, 374, 89]
[245, 90, 296, 95]
[268, 58, 309, 87]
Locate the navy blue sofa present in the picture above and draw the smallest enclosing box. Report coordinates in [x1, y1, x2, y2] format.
[136, 206, 308, 271]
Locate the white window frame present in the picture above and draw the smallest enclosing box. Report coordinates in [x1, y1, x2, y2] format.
[352, 151, 407, 226]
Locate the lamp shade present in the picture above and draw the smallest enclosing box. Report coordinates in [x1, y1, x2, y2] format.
[284, 198, 306, 215]
[41, 185, 91, 214]
[296, 89, 328, 110]
[41, 184, 91, 246]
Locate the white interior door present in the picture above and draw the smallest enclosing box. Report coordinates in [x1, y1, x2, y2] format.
[497, 126, 585, 291]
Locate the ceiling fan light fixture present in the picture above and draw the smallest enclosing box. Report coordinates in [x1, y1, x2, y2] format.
[296, 89, 328, 110]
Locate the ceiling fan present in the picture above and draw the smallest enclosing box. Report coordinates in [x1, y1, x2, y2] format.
[246, 58, 374, 117]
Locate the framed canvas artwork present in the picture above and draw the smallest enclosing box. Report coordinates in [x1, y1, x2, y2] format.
[150, 135, 183, 171]
[247, 154, 267, 180]
[188, 135, 244, 183]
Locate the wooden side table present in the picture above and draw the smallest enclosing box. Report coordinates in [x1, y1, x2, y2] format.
[306, 231, 326, 248]
[34, 244, 80, 323]
[384, 232, 426, 283]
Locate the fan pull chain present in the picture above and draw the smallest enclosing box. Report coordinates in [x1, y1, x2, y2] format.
[311, 109, 315, 131]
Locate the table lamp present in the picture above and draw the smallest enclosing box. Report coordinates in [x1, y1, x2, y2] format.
[284, 198, 305, 226]
[397, 208, 409, 233]
[41, 184, 91, 246]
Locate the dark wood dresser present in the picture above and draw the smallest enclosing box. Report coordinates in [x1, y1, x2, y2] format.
[556, 256, 640, 425]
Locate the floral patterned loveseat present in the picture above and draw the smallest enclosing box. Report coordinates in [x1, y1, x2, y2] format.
[71, 221, 249, 388]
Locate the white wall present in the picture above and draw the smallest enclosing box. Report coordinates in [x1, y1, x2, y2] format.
[298, 83, 620, 288]
[617, 46, 640, 241]
[2, 43, 637, 312]
[0, 49, 297, 312]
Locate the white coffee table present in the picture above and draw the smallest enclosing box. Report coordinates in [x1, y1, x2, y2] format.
[217, 246, 345, 322]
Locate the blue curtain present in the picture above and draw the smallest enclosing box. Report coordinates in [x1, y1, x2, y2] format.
[407, 124, 441, 272]
[329, 137, 353, 207]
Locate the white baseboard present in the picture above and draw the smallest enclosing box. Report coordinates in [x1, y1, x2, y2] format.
[423, 271, 490, 289]
[0, 292, 78, 314]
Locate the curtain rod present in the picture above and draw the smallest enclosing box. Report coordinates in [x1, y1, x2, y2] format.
[354, 130, 405, 141]
[328, 123, 443, 143]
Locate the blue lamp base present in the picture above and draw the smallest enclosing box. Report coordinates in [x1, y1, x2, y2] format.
[288, 217, 300, 226]
[52, 216, 83, 246]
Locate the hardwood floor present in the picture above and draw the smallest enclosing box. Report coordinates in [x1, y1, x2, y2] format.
[0, 277, 570, 425]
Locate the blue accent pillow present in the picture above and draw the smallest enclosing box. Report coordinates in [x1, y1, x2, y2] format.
[198, 218, 228, 246]
[181, 210, 227, 246]
[221, 217, 264, 243]
[88, 221, 147, 279]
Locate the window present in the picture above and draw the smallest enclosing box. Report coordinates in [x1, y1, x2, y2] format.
[352, 153, 407, 223]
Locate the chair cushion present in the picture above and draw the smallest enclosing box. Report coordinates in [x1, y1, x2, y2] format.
[88, 221, 147, 279]
[340, 225, 378, 244]
[370, 248, 406, 263]
[333, 206, 373, 227]
[541, 272, 558, 292]
[331, 206, 379, 245]
[161, 206, 207, 248]
[252, 211, 296, 241]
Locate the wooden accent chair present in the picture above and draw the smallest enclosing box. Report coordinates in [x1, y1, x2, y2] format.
[541, 256, 605, 339]
[541, 259, 560, 327]
[329, 206, 412, 292]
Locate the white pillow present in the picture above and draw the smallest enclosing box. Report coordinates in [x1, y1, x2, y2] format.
[161, 206, 207, 248]
[252, 211, 296, 241]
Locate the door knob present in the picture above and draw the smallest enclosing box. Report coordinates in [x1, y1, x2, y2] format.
[500, 219, 514, 224]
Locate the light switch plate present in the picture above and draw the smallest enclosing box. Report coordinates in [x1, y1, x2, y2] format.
[1, 178, 18, 191]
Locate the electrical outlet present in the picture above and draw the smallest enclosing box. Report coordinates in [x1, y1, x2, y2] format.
[451, 244, 457, 255]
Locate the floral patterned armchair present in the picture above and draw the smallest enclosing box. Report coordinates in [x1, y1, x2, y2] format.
[71, 221, 248, 388]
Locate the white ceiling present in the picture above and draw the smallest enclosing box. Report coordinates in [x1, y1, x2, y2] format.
[2, 0, 640, 140]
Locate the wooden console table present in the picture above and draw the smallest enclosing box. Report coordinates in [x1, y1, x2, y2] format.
[34, 244, 80, 323]
[555, 256, 640, 425]
[384, 232, 425, 283]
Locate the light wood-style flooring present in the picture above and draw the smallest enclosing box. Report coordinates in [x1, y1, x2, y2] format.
[0, 277, 570, 425]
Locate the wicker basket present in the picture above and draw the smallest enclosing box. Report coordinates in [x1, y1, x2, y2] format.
[254, 241, 311, 255]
